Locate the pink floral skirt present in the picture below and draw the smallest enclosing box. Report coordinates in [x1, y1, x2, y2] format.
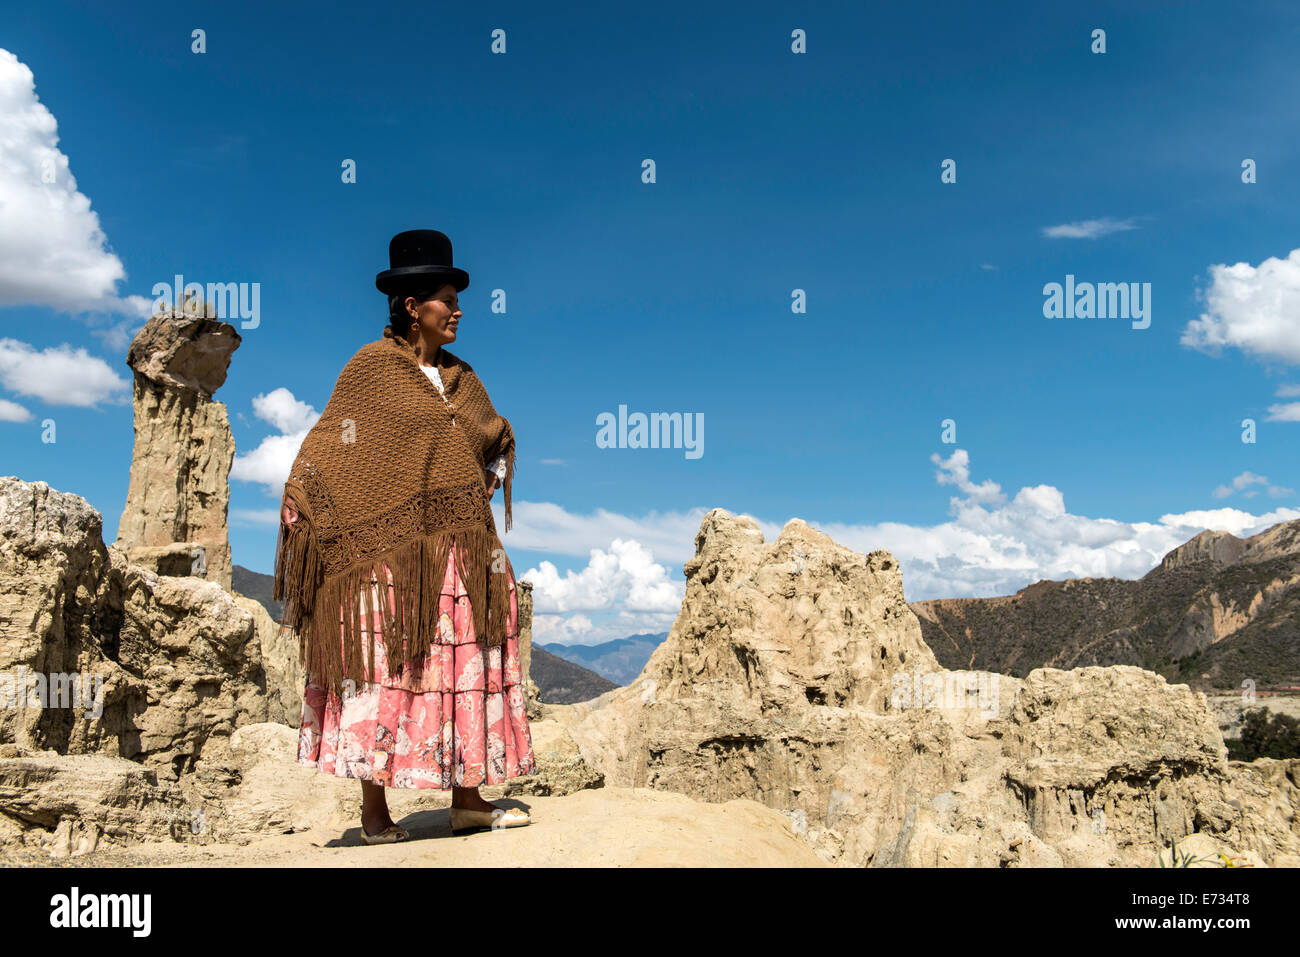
[297, 544, 537, 789]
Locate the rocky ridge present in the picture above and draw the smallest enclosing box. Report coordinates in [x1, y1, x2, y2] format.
[911, 519, 1300, 689]
[4, 483, 1298, 866]
[2, 311, 1297, 866]
[532, 511, 1300, 867]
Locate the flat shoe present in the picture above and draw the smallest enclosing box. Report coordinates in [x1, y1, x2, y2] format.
[361, 823, 410, 845]
[449, 805, 530, 834]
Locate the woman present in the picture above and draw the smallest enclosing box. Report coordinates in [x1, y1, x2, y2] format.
[274, 229, 536, 844]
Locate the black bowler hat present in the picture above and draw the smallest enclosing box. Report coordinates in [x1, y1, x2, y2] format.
[374, 229, 470, 295]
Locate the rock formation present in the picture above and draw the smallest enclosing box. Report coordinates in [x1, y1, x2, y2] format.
[231, 594, 302, 727]
[0, 754, 190, 857]
[5, 476, 1299, 867]
[0, 477, 268, 777]
[517, 580, 542, 718]
[116, 309, 241, 592]
[536, 511, 1300, 867]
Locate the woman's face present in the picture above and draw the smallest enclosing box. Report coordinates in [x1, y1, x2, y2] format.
[406, 283, 461, 348]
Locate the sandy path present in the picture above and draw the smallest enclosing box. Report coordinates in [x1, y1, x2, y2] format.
[27, 787, 827, 868]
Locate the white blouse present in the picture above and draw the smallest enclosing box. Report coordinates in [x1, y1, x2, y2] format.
[421, 363, 508, 483]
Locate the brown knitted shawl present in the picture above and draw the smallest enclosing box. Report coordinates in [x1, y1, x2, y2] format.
[273, 331, 516, 694]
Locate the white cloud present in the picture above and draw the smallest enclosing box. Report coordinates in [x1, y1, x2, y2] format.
[0, 337, 129, 406]
[520, 538, 683, 614]
[492, 500, 711, 566]
[1213, 471, 1292, 500]
[1214, 471, 1268, 498]
[230, 431, 310, 493]
[806, 455, 1300, 600]
[485, 505, 703, 646]
[0, 49, 147, 316]
[494, 450, 1300, 611]
[531, 614, 596, 644]
[251, 387, 318, 434]
[229, 507, 282, 527]
[0, 397, 31, 422]
[230, 387, 319, 495]
[533, 609, 679, 647]
[1182, 248, 1300, 365]
[1266, 383, 1300, 422]
[932, 447, 1004, 505]
[85, 312, 152, 355]
[1042, 217, 1139, 239]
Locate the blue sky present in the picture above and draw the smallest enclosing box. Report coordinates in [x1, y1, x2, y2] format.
[2, 0, 1298, 645]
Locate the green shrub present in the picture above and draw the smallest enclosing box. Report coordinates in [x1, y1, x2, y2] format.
[1226, 709, 1300, 760]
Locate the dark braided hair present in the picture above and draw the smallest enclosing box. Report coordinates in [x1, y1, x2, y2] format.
[384, 284, 454, 340]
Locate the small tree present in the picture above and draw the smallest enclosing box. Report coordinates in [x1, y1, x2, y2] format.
[1229, 709, 1300, 761]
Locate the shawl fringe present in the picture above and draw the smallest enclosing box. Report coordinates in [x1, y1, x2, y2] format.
[501, 442, 516, 532]
[273, 487, 514, 694]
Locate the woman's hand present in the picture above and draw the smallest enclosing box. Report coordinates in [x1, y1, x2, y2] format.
[484, 469, 500, 499]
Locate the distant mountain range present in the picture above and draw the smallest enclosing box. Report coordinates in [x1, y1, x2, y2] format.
[233, 564, 282, 622]
[539, 633, 668, 685]
[910, 519, 1300, 691]
[528, 645, 619, 703]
